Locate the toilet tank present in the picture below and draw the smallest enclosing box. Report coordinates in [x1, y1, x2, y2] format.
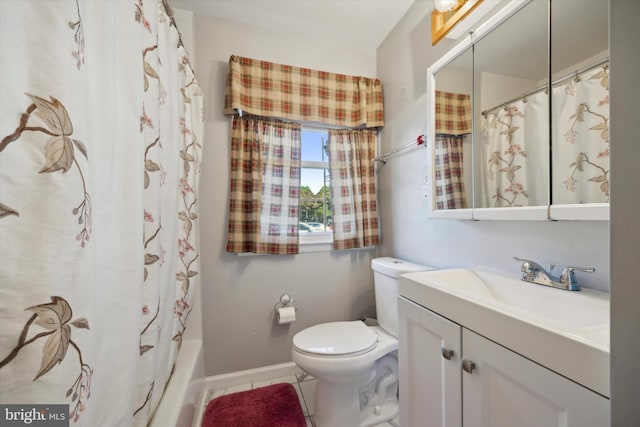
[372, 257, 432, 337]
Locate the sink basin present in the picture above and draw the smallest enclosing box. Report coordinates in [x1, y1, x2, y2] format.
[404, 268, 609, 344]
[399, 268, 610, 397]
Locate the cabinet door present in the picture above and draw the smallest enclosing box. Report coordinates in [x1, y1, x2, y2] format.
[462, 329, 610, 427]
[398, 297, 462, 427]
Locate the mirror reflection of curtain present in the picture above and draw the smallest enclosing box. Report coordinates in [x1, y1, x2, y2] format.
[434, 135, 468, 209]
[480, 91, 548, 207]
[552, 65, 609, 204]
[434, 91, 471, 209]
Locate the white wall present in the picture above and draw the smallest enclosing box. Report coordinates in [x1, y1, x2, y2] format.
[479, 72, 538, 113]
[192, 15, 379, 376]
[376, 1, 609, 291]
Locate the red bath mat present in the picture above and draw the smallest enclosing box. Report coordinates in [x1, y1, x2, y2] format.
[202, 382, 307, 427]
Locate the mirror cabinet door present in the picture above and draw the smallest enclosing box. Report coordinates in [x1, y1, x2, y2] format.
[472, 0, 549, 220]
[432, 48, 473, 215]
[428, 0, 610, 220]
[550, 0, 609, 220]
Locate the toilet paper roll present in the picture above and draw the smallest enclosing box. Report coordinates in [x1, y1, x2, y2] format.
[277, 306, 296, 325]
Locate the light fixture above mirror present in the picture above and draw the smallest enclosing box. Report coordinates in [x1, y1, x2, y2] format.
[435, 0, 463, 13]
[431, 0, 484, 45]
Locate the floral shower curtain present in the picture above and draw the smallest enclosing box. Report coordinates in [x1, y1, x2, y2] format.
[0, 1, 203, 426]
[552, 65, 609, 204]
[480, 91, 548, 207]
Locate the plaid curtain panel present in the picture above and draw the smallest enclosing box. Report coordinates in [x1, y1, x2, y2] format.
[328, 129, 380, 250]
[226, 116, 301, 254]
[224, 55, 384, 128]
[434, 135, 468, 209]
[435, 91, 472, 135]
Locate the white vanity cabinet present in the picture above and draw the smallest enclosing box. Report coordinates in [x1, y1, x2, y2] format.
[398, 297, 610, 427]
[398, 296, 462, 427]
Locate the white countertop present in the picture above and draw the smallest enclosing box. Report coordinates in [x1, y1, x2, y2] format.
[399, 267, 610, 397]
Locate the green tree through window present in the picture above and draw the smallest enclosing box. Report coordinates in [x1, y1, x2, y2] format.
[300, 130, 331, 233]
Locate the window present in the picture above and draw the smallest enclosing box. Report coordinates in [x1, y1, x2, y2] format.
[299, 128, 332, 246]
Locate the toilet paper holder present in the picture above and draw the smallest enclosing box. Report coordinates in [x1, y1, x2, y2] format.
[274, 294, 297, 313]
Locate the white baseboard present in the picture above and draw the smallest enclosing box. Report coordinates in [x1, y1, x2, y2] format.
[203, 362, 303, 391]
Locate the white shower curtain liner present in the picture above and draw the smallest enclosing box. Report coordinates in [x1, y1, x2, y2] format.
[480, 91, 548, 208]
[0, 1, 204, 426]
[480, 64, 609, 209]
[552, 65, 610, 204]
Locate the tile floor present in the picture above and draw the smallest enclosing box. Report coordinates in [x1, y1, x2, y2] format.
[203, 370, 400, 427]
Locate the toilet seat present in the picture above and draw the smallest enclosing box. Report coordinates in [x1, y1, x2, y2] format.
[293, 321, 378, 357]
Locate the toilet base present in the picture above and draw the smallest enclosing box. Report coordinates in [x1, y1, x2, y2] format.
[359, 352, 399, 426]
[360, 399, 399, 427]
[313, 352, 399, 427]
[314, 381, 362, 427]
[313, 380, 399, 427]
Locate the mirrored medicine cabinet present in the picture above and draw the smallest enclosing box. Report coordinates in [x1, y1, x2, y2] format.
[427, 0, 609, 220]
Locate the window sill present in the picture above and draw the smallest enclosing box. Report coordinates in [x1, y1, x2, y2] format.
[235, 232, 375, 255]
[299, 242, 376, 253]
[299, 232, 332, 253]
[299, 231, 376, 253]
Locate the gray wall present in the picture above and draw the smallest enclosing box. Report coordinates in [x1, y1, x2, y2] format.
[610, 0, 640, 424]
[193, 15, 380, 376]
[376, 1, 610, 291]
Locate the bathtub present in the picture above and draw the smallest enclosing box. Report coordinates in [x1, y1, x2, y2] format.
[149, 339, 205, 427]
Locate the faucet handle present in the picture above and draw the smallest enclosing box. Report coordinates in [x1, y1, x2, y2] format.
[513, 257, 544, 272]
[560, 266, 595, 287]
[513, 257, 546, 283]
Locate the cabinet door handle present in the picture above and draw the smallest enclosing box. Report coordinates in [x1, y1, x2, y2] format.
[441, 347, 454, 360]
[462, 359, 476, 374]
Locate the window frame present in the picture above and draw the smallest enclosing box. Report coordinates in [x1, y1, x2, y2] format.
[299, 127, 333, 249]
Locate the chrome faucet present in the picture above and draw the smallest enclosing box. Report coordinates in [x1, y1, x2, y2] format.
[513, 257, 595, 291]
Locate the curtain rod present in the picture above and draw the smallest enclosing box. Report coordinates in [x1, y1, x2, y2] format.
[374, 135, 425, 165]
[481, 57, 609, 116]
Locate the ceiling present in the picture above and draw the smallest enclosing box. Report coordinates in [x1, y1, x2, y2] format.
[168, 0, 416, 49]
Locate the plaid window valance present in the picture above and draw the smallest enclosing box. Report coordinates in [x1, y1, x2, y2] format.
[435, 91, 472, 135]
[224, 55, 384, 128]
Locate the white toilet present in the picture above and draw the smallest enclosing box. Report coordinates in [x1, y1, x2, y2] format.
[292, 257, 431, 427]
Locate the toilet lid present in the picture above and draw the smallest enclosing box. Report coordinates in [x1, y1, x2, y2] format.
[293, 321, 378, 356]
